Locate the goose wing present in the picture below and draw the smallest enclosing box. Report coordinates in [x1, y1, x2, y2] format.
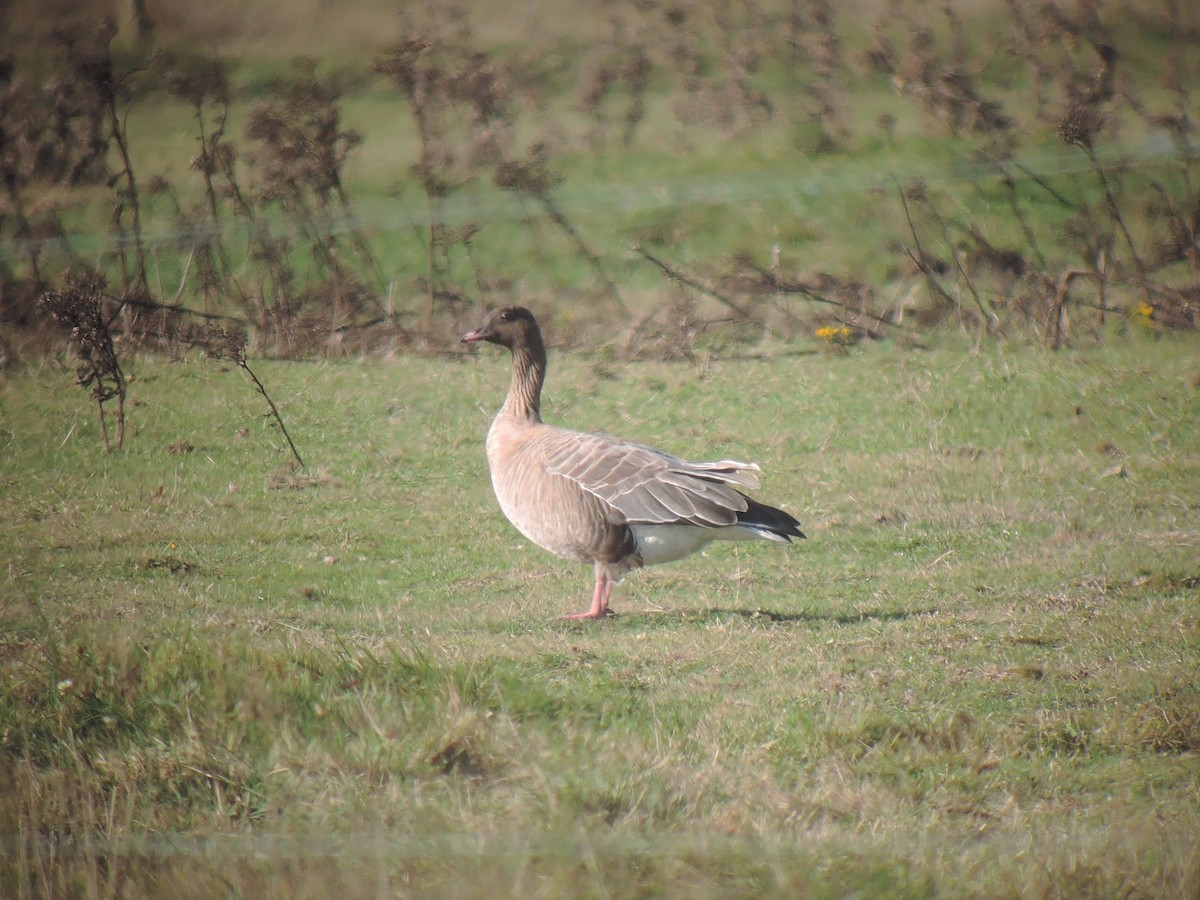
[541, 428, 761, 528]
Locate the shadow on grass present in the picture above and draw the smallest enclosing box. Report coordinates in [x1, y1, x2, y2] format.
[551, 605, 942, 629]
[712, 605, 940, 625]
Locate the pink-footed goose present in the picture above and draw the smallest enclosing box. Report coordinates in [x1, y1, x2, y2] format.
[460, 305, 804, 619]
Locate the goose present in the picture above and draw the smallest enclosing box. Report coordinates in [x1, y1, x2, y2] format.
[460, 305, 804, 619]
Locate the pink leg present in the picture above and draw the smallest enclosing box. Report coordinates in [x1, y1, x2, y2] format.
[556, 567, 613, 620]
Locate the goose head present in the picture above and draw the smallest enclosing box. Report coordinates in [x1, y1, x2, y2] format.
[459, 305, 541, 351]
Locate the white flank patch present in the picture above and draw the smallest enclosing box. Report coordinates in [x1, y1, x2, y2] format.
[632, 523, 769, 567]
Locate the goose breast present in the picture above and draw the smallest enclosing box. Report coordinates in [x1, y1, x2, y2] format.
[486, 421, 633, 564]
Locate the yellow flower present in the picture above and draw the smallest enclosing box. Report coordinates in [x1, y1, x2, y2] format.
[1131, 302, 1158, 332]
[816, 325, 854, 344]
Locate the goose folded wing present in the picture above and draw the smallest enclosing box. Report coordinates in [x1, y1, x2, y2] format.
[541, 430, 760, 528]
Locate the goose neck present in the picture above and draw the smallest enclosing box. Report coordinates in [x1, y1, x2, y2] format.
[503, 343, 545, 423]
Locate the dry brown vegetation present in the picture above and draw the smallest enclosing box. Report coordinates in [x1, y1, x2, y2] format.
[0, 0, 1196, 369]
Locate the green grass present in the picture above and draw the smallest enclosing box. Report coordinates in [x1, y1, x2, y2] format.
[2, 331, 1198, 897]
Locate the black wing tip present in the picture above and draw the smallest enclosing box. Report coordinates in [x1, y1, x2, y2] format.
[744, 523, 805, 543]
[738, 496, 805, 541]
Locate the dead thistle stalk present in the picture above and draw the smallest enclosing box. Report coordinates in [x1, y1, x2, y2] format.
[40, 272, 127, 453]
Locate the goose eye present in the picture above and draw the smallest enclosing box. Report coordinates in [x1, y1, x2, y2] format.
[498, 310, 513, 322]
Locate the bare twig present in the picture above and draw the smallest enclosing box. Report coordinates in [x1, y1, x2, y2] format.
[1049, 267, 1093, 350]
[896, 181, 960, 312]
[495, 147, 628, 317]
[1080, 143, 1144, 273]
[1010, 161, 1078, 210]
[241, 358, 306, 470]
[203, 327, 306, 469]
[633, 245, 756, 321]
[739, 257, 911, 336]
[996, 163, 1049, 272]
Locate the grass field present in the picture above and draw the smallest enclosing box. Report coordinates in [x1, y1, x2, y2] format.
[2, 1, 1199, 895]
[2, 328, 1198, 897]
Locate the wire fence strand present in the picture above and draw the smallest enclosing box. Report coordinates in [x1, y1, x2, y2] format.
[1, 137, 1186, 260]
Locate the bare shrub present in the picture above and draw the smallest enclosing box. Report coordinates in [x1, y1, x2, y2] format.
[373, 11, 625, 338]
[242, 61, 384, 352]
[39, 271, 127, 452]
[864, 3, 1012, 137]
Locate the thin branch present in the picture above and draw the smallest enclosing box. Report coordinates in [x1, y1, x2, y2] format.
[996, 163, 1049, 272]
[741, 259, 915, 334]
[1050, 267, 1093, 350]
[201, 327, 306, 469]
[1082, 144, 1144, 273]
[633, 244, 757, 320]
[896, 182, 960, 311]
[1010, 161, 1078, 209]
[534, 191, 628, 316]
[239, 358, 306, 470]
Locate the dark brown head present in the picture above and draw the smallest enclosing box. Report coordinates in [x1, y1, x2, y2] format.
[459, 305, 542, 352]
[462, 305, 546, 418]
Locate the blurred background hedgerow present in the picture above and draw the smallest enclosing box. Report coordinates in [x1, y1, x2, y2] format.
[1, 0, 1197, 363]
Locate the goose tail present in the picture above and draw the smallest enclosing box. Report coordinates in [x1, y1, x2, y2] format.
[737, 495, 806, 542]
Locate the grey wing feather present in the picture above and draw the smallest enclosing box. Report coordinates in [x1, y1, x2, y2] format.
[541, 428, 760, 528]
